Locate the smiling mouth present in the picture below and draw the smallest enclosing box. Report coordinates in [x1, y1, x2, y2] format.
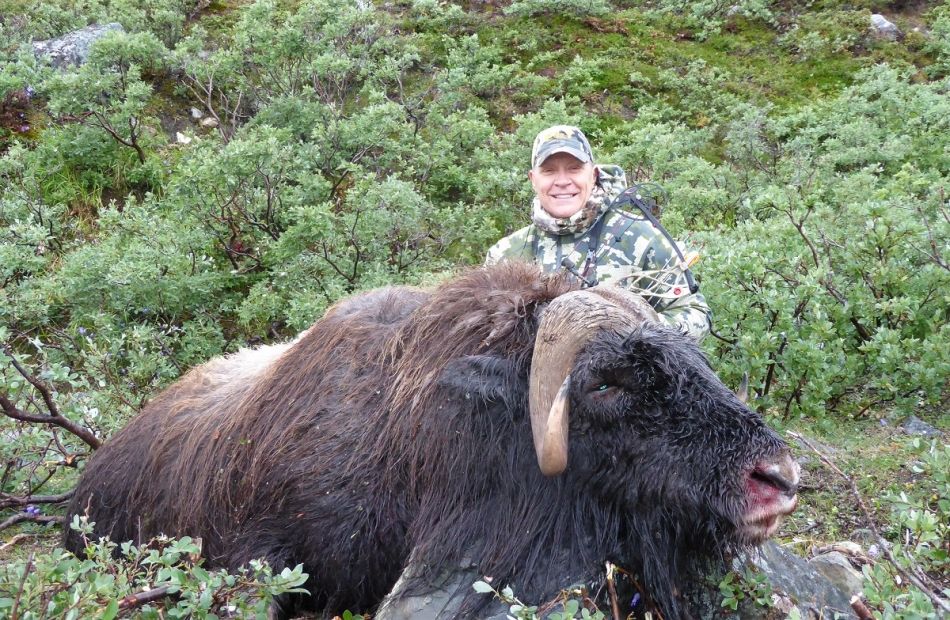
[551, 193, 579, 199]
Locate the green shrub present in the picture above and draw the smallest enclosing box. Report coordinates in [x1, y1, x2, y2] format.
[633, 0, 776, 38]
[923, 4, 950, 79]
[778, 10, 870, 61]
[0, 518, 309, 619]
[504, 0, 613, 19]
[861, 439, 949, 618]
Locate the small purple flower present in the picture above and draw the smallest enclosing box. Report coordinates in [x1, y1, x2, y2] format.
[24, 504, 41, 516]
[78, 327, 87, 335]
[24, 86, 35, 99]
[631, 593, 641, 608]
[18, 124, 30, 133]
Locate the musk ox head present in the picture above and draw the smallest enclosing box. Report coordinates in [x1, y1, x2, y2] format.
[520, 285, 799, 611]
[527, 286, 798, 540]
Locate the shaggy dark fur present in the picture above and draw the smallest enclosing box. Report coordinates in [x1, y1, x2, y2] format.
[65, 262, 789, 619]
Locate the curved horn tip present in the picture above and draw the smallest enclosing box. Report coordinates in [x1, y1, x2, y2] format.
[539, 453, 567, 476]
[737, 372, 749, 404]
[535, 376, 570, 477]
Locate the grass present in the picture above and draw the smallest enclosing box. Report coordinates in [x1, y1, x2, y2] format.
[778, 414, 944, 554]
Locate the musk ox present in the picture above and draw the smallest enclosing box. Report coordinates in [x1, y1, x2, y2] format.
[65, 262, 799, 619]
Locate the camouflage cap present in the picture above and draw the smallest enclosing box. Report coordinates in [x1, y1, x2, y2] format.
[531, 125, 594, 168]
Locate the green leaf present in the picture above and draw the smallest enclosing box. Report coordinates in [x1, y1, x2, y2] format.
[472, 580, 494, 594]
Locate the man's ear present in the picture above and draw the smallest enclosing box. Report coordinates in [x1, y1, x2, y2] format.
[593, 165, 600, 185]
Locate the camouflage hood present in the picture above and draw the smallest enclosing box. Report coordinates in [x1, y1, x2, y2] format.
[530, 164, 628, 236]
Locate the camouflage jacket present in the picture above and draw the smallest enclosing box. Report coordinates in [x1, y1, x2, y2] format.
[486, 168, 712, 340]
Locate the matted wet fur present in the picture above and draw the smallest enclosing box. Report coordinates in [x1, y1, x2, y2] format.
[65, 262, 790, 619]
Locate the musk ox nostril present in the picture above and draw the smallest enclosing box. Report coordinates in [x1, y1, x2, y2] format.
[751, 456, 800, 497]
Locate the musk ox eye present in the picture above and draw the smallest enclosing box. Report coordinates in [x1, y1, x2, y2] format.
[597, 384, 610, 391]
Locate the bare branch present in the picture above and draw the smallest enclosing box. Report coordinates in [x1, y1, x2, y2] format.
[3, 345, 62, 418]
[118, 586, 173, 610]
[0, 512, 64, 532]
[605, 562, 622, 620]
[0, 490, 74, 510]
[0, 533, 35, 552]
[850, 595, 875, 620]
[0, 394, 101, 450]
[1, 344, 102, 449]
[8, 553, 32, 620]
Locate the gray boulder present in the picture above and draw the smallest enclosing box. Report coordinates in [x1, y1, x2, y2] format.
[737, 542, 858, 618]
[900, 415, 943, 437]
[375, 542, 861, 619]
[32, 23, 124, 68]
[870, 14, 901, 41]
[809, 552, 864, 599]
[681, 542, 859, 619]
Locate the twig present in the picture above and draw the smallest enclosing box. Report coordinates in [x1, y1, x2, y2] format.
[850, 595, 875, 620]
[0, 490, 74, 510]
[605, 562, 622, 620]
[0, 345, 102, 449]
[118, 585, 173, 610]
[788, 431, 950, 615]
[0, 394, 101, 450]
[707, 326, 737, 345]
[0, 533, 35, 552]
[3, 346, 62, 419]
[0, 512, 64, 532]
[9, 553, 33, 620]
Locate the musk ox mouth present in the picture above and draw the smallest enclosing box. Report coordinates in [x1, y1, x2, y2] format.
[738, 454, 800, 544]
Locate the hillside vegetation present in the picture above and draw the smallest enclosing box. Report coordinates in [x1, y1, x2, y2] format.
[0, 0, 948, 617]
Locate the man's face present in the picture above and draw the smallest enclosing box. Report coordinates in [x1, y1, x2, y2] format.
[529, 152, 597, 219]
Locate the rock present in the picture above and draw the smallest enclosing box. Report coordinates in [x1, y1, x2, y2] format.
[32, 23, 124, 68]
[870, 14, 901, 41]
[809, 551, 864, 598]
[815, 541, 864, 557]
[377, 542, 860, 619]
[176, 132, 192, 145]
[190, 107, 204, 120]
[200, 116, 219, 129]
[740, 542, 857, 618]
[376, 556, 508, 620]
[900, 415, 942, 437]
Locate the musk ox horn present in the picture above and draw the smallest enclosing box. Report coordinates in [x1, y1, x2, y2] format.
[528, 286, 659, 476]
[737, 372, 750, 404]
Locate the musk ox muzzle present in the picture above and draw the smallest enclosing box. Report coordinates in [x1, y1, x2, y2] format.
[65, 263, 798, 620]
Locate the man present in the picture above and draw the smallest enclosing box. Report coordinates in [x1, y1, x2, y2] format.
[486, 125, 711, 340]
